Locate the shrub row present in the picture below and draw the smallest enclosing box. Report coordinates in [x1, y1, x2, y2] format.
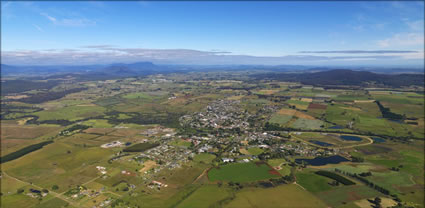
[0, 141, 53, 163]
[315, 170, 355, 185]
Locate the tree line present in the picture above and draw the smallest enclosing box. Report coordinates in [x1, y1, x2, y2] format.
[0, 141, 53, 164]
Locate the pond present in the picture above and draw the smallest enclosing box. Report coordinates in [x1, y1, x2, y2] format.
[309, 140, 333, 147]
[340, 135, 362, 141]
[295, 155, 349, 166]
[371, 137, 386, 143]
[329, 125, 344, 129]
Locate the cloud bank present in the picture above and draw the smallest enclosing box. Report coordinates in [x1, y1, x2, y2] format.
[1, 46, 423, 66]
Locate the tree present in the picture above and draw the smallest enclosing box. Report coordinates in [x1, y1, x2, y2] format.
[374, 197, 382, 206]
[17, 188, 24, 194]
[52, 185, 59, 190]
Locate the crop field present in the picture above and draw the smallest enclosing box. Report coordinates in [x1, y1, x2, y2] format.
[296, 171, 333, 193]
[208, 162, 280, 183]
[176, 185, 232, 208]
[269, 114, 292, 125]
[291, 118, 323, 129]
[308, 103, 327, 110]
[34, 105, 106, 121]
[316, 185, 382, 207]
[1, 124, 60, 140]
[2, 142, 114, 193]
[224, 184, 328, 208]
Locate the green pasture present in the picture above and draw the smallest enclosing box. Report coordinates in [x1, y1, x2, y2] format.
[224, 184, 328, 208]
[208, 162, 278, 183]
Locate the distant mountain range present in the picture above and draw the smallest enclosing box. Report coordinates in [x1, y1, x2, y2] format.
[1, 62, 424, 88]
[253, 69, 424, 88]
[1, 62, 423, 77]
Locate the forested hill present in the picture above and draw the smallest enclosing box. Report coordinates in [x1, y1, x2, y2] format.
[252, 69, 424, 87]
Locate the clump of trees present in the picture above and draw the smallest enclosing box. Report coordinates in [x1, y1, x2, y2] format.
[376, 101, 404, 120]
[59, 124, 91, 136]
[335, 168, 392, 196]
[351, 156, 364, 162]
[315, 170, 355, 185]
[18, 88, 88, 104]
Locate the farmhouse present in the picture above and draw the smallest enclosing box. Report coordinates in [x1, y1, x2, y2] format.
[101, 141, 123, 148]
[222, 158, 234, 163]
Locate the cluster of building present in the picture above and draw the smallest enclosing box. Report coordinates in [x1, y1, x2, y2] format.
[101, 141, 123, 148]
[179, 100, 251, 130]
[96, 166, 107, 175]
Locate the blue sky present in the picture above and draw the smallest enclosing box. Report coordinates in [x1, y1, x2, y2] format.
[1, 1, 424, 66]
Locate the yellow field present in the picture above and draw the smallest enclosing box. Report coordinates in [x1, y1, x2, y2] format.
[294, 111, 316, 120]
[258, 90, 279, 95]
[17, 117, 33, 125]
[277, 108, 315, 120]
[354, 100, 376, 103]
[293, 104, 309, 110]
[4, 95, 29, 99]
[341, 106, 362, 111]
[239, 148, 250, 155]
[277, 108, 297, 116]
[301, 98, 313, 102]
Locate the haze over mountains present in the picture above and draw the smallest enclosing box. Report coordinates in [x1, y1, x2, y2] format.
[1, 62, 424, 77]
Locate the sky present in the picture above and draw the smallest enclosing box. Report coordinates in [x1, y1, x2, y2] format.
[1, 1, 424, 66]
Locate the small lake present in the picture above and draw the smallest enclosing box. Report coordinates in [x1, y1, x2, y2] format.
[329, 125, 344, 129]
[372, 137, 386, 143]
[309, 140, 333, 147]
[295, 155, 349, 166]
[340, 135, 362, 141]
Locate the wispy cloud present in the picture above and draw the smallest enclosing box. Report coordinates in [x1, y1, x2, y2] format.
[32, 24, 44, 32]
[405, 19, 424, 31]
[40, 12, 95, 27]
[40, 12, 57, 23]
[378, 33, 424, 47]
[81, 45, 116, 49]
[299, 50, 418, 54]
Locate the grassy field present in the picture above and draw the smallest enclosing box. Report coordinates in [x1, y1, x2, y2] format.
[193, 153, 216, 164]
[296, 170, 333, 193]
[291, 118, 324, 129]
[2, 141, 114, 193]
[34, 197, 70, 208]
[208, 162, 279, 183]
[224, 184, 328, 208]
[176, 185, 232, 208]
[169, 139, 192, 147]
[269, 114, 292, 125]
[80, 119, 114, 128]
[267, 159, 291, 176]
[34, 105, 106, 121]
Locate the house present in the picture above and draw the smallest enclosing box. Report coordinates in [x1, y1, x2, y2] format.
[222, 158, 234, 163]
